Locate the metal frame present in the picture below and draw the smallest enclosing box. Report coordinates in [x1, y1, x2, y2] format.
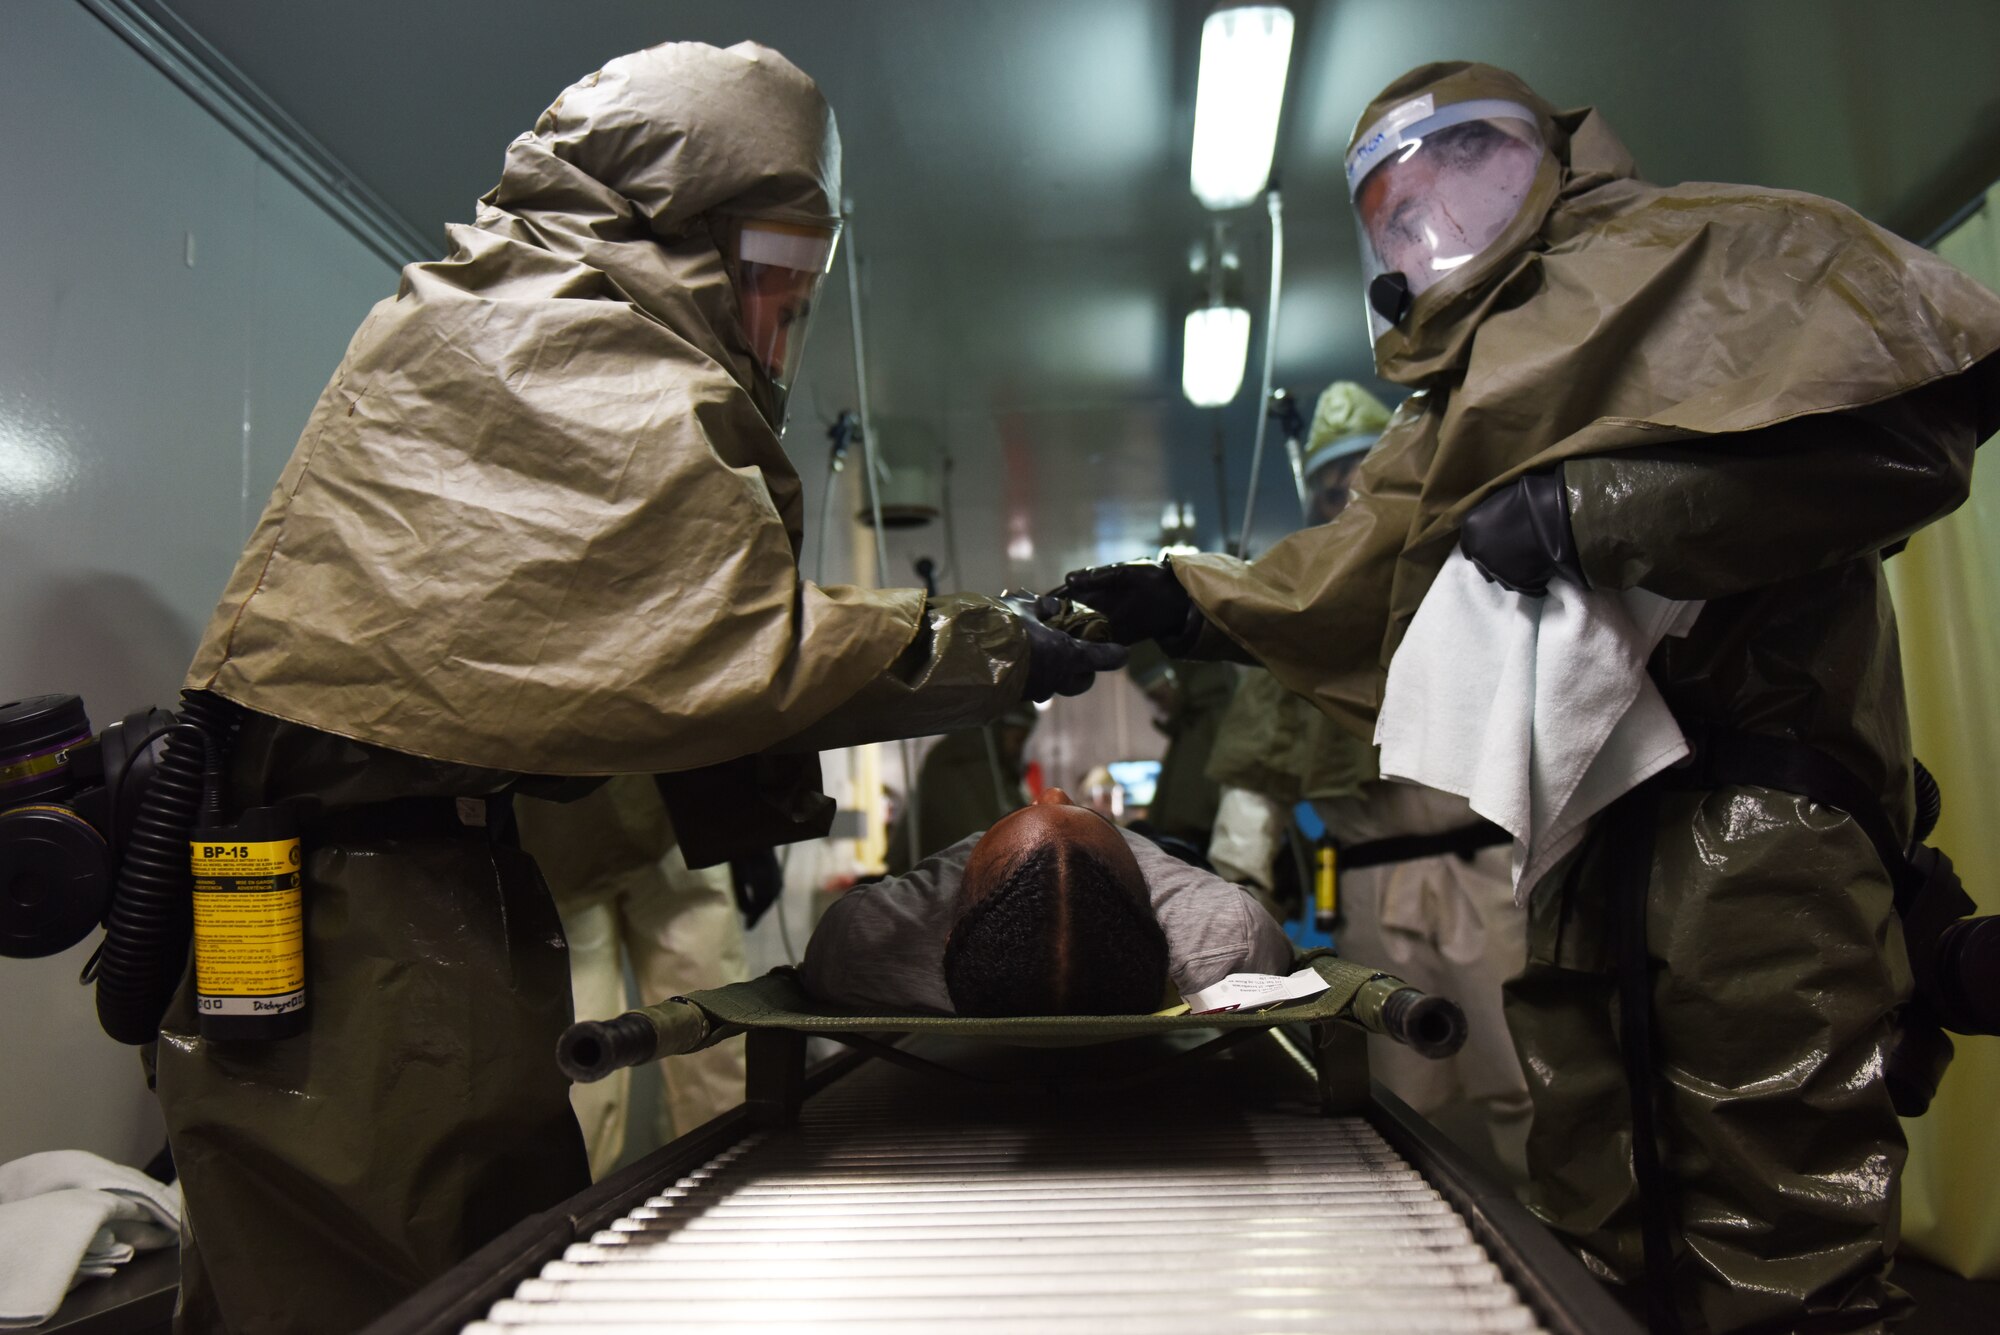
[75, 0, 433, 269]
[761, 1024, 1275, 1100]
[1367, 1081, 1643, 1335]
[359, 1047, 870, 1335]
[372, 1028, 1640, 1335]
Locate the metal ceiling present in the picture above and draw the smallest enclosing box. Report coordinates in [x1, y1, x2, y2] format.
[119, 0, 2000, 574]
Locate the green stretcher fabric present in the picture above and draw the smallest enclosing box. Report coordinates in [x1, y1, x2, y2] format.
[637, 950, 1409, 1049]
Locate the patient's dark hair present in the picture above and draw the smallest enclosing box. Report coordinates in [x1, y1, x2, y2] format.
[942, 844, 1170, 1016]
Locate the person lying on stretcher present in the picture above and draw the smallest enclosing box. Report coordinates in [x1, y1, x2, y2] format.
[801, 787, 1293, 1015]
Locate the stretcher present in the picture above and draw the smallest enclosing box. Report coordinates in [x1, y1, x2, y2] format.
[365, 955, 1639, 1334]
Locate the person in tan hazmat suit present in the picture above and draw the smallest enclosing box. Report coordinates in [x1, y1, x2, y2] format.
[149, 42, 1123, 1332]
[1207, 382, 1529, 1189]
[515, 775, 750, 1179]
[1061, 63, 2000, 1334]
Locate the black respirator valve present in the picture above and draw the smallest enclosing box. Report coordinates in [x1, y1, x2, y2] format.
[0, 696, 111, 959]
[1369, 272, 1413, 326]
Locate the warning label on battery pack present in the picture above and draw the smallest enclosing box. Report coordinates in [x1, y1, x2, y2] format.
[191, 838, 304, 1002]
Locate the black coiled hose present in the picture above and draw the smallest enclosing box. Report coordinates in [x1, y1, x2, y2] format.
[95, 690, 241, 1045]
[1912, 757, 1942, 848]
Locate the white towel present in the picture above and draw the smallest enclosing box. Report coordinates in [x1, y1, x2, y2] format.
[0, 1151, 181, 1328]
[1375, 550, 1702, 902]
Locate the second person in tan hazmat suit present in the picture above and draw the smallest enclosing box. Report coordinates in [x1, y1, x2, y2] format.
[1062, 62, 2000, 1334]
[146, 41, 1124, 1333]
[1207, 382, 1529, 1188]
[515, 776, 750, 1178]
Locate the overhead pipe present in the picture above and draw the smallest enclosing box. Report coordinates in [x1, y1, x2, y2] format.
[814, 412, 857, 583]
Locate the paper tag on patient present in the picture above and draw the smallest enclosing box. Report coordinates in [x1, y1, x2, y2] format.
[1186, 967, 1331, 1015]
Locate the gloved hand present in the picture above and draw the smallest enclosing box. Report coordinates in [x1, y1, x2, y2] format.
[1006, 594, 1129, 702]
[1021, 619, 1128, 701]
[1054, 561, 1200, 649]
[1458, 465, 1585, 596]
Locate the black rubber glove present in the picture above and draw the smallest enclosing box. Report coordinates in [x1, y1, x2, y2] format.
[1019, 616, 1129, 702]
[1055, 561, 1202, 650]
[1458, 466, 1586, 596]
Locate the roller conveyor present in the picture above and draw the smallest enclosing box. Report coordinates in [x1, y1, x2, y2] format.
[372, 1030, 1638, 1335]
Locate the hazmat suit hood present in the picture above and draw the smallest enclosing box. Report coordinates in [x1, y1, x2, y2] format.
[1300, 381, 1394, 486]
[187, 42, 930, 775]
[1308, 382, 1394, 454]
[497, 40, 843, 427]
[1171, 60, 2000, 735]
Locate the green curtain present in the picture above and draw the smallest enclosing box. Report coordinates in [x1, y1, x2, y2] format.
[1885, 184, 2000, 1279]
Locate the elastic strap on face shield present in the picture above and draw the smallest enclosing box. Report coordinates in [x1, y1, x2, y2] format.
[1302, 431, 1376, 478]
[736, 222, 837, 274]
[1345, 97, 1541, 197]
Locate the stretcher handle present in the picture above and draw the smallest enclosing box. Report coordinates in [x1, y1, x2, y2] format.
[556, 997, 718, 1083]
[1311, 955, 1467, 1059]
[554, 963, 1470, 1083]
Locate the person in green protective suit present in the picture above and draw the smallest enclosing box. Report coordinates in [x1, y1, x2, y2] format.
[154, 42, 1122, 1333]
[1202, 381, 1397, 879]
[886, 704, 1039, 876]
[1207, 383, 1530, 1189]
[1060, 63, 2000, 1333]
[515, 775, 750, 1179]
[1205, 664, 1369, 920]
[1124, 640, 1237, 851]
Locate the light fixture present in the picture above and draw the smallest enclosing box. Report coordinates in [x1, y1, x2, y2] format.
[851, 418, 941, 529]
[1182, 304, 1251, 407]
[1189, 5, 1295, 210]
[1159, 501, 1201, 558]
[1183, 222, 1250, 407]
[1006, 514, 1035, 564]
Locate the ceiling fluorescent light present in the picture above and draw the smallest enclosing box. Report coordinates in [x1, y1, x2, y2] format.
[1183, 305, 1252, 407]
[1190, 5, 1295, 210]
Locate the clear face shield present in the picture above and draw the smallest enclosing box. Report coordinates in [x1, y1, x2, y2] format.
[1346, 98, 1544, 342]
[723, 217, 840, 426]
[1301, 433, 1374, 524]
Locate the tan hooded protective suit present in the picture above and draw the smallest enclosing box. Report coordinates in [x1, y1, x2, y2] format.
[1170, 63, 2000, 1334]
[1174, 66, 2000, 745]
[185, 42, 1024, 775]
[158, 42, 1031, 1333]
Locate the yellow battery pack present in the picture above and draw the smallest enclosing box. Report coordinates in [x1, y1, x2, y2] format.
[1314, 841, 1340, 930]
[189, 806, 306, 1039]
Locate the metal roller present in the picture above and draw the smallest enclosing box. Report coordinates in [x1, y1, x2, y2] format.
[466, 1036, 1552, 1334]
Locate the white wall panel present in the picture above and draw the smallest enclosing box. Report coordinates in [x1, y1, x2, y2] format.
[0, 2, 393, 1167]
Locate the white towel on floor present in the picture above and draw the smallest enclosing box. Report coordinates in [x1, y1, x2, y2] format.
[1375, 550, 1702, 901]
[0, 1151, 181, 1328]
